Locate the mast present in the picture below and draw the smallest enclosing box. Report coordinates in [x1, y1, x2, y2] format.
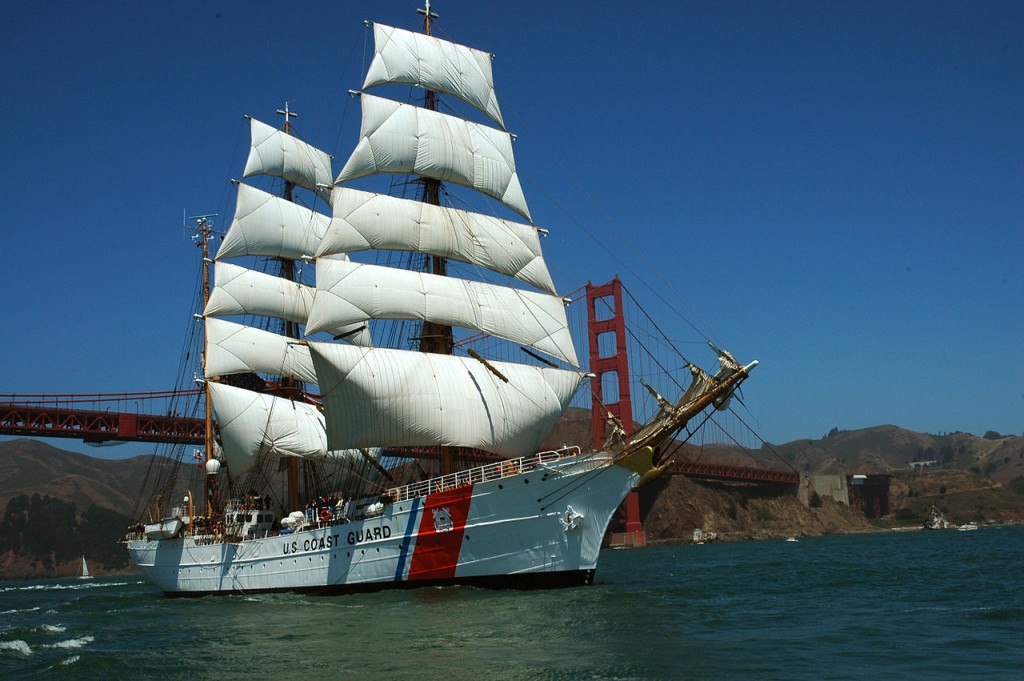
[277, 102, 301, 344]
[416, 0, 455, 474]
[276, 102, 303, 513]
[189, 215, 219, 519]
[320, 14, 576, 469]
[418, 1, 454, 474]
[415, 0, 450, 355]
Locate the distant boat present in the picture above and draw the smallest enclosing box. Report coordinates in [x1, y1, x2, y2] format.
[78, 555, 93, 580]
[786, 537, 799, 543]
[958, 522, 979, 531]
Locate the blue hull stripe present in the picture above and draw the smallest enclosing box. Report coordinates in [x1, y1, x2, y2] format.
[394, 497, 422, 581]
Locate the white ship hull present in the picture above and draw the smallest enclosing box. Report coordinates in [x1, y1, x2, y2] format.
[127, 451, 641, 595]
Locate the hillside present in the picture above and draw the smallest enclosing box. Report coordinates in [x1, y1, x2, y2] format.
[768, 425, 1024, 480]
[1, 424, 1023, 579]
[546, 412, 1024, 484]
[639, 426, 1024, 541]
[0, 440, 182, 579]
[640, 475, 876, 542]
[0, 439, 163, 516]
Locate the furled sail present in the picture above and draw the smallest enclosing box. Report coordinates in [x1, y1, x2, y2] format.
[336, 94, 530, 220]
[307, 342, 586, 458]
[243, 118, 332, 204]
[307, 259, 578, 366]
[217, 183, 329, 261]
[363, 23, 504, 128]
[320, 187, 555, 294]
[204, 262, 372, 346]
[205, 317, 317, 385]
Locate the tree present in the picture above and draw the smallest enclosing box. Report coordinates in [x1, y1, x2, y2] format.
[1, 494, 131, 573]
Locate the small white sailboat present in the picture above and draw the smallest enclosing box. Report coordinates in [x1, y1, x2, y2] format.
[78, 555, 93, 580]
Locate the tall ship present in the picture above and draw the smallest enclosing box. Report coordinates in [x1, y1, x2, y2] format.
[124, 3, 757, 595]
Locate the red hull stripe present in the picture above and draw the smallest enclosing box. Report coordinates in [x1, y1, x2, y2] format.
[408, 484, 474, 581]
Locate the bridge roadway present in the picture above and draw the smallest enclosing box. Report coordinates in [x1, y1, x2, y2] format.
[0, 397, 799, 486]
[1, 395, 206, 445]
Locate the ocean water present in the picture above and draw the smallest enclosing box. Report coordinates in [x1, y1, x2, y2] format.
[1, 526, 1022, 680]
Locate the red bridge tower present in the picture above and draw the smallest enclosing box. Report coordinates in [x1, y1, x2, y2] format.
[586, 277, 645, 547]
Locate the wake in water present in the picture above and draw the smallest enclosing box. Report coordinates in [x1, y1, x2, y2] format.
[0, 580, 130, 594]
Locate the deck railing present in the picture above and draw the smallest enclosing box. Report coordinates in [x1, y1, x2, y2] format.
[386, 446, 583, 503]
[123, 446, 590, 542]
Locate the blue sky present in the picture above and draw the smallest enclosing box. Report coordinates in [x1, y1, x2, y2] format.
[1, 1, 1020, 459]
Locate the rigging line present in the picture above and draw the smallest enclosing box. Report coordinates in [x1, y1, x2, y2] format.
[522, 174, 713, 344]
[506, 110, 722, 348]
[138, 232, 212, 520]
[590, 291, 688, 395]
[330, 24, 367, 166]
[215, 119, 248, 230]
[620, 282, 694, 368]
[726, 408, 797, 473]
[621, 324, 688, 398]
[698, 413, 761, 467]
[334, 456, 385, 491]
[678, 409, 717, 450]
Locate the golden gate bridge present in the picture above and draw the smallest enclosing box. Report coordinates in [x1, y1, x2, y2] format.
[0, 278, 799, 545]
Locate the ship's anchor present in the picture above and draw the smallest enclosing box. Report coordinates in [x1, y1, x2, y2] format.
[560, 505, 584, 532]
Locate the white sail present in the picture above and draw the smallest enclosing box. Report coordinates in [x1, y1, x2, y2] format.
[208, 382, 328, 478]
[217, 183, 329, 261]
[208, 382, 379, 482]
[363, 23, 504, 128]
[336, 94, 530, 220]
[204, 262, 372, 346]
[204, 261, 312, 325]
[307, 259, 578, 367]
[205, 317, 318, 385]
[320, 186, 556, 294]
[307, 342, 586, 458]
[243, 118, 332, 203]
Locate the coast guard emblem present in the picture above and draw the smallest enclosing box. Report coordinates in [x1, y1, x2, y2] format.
[432, 506, 454, 533]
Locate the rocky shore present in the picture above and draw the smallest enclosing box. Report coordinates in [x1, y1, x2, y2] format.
[639, 475, 877, 544]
